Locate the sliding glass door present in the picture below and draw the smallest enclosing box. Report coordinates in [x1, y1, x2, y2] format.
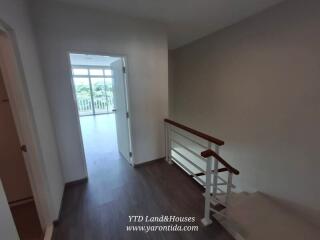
[72, 66, 114, 116]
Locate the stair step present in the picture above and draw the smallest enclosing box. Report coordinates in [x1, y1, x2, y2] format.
[211, 203, 226, 212]
[217, 192, 320, 240]
[216, 191, 250, 206]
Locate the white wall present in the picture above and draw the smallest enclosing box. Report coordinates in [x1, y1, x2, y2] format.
[0, 180, 19, 240]
[0, 0, 64, 223]
[29, 0, 168, 182]
[170, 0, 320, 224]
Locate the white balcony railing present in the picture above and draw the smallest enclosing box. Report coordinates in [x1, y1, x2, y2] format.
[77, 96, 114, 116]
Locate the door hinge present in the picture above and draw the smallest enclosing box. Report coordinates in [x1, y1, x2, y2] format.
[129, 152, 133, 157]
[122, 66, 126, 74]
[126, 112, 129, 118]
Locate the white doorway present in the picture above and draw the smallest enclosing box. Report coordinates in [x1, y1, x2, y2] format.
[69, 53, 133, 175]
[0, 64, 43, 240]
[0, 23, 50, 239]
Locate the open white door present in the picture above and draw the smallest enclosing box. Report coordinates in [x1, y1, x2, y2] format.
[0, 180, 19, 240]
[111, 59, 131, 162]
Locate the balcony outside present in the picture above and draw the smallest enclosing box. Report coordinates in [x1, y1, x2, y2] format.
[72, 66, 114, 116]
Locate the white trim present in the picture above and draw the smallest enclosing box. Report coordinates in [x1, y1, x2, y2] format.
[0, 21, 52, 229]
[72, 64, 112, 69]
[120, 56, 134, 165]
[72, 75, 113, 78]
[44, 224, 54, 240]
[66, 54, 89, 179]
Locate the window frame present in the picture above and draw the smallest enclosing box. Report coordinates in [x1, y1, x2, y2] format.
[71, 65, 114, 115]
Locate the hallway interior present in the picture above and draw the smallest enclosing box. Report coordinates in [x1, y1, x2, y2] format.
[53, 114, 233, 239]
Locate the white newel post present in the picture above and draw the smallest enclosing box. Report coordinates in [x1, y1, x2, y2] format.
[212, 145, 219, 199]
[165, 122, 168, 162]
[225, 172, 233, 214]
[201, 142, 213, 226]
[168, 126, 172, 164]
[165, 123, 172, 164]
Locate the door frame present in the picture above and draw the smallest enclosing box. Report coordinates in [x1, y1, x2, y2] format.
[0, 20, 52, 229]
[66, 50, 134, 170]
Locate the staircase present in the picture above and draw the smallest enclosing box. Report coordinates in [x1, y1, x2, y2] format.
[164, 118, 239, 226]
[216, 192, 320, 240]
[164, 119, 320, 240]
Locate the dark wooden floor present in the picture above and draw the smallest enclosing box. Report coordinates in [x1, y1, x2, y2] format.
[53, 115, 233, 240]
[11, 201, 43, 240]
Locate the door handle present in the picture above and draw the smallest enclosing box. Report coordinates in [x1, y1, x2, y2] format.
[20, 145, 27, 153]
[112, 109, 116, 112]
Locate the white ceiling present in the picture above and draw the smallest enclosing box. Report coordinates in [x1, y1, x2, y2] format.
[56, 0, 285, 49]
[69, 53, 120, 66]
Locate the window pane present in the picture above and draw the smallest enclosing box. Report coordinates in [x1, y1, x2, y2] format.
[91, 78, 106, 96]
[72, 68, 88, 75]
[73, 78, 91, 97]
[104, 78, 114, 111]
[73, 77, 93, 116]
[104, 69, 112, 76]
[89, 69, 103, 76]
[105, 78, 112, 86]
[91, 78, 109, 114]
[73, 77, 89, 85]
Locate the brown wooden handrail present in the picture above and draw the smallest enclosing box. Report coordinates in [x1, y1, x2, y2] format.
[201, 149, 239, 175]
[164, 119, 224, 146]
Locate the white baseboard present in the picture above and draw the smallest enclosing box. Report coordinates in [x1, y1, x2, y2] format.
[44, 224, 53, 240]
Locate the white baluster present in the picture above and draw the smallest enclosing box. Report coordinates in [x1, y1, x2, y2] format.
[213, 145, 219, 199]
[165, 123, 168, 162]
[225, 172, 233, 215]
[201, 141, 213, 226]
